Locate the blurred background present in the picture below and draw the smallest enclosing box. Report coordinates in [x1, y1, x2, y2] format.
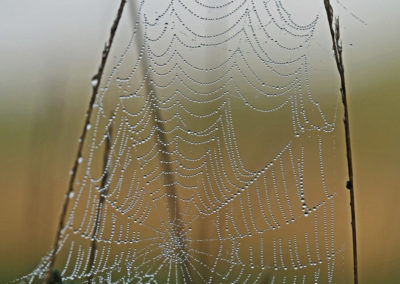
[0, 0, 399, 283]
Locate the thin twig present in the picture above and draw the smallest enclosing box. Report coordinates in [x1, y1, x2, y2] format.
[87, 127, 112, 283]
[129, 1, 192, 282]
[46, 1, 127, 282]
[323, 1, 358, 283]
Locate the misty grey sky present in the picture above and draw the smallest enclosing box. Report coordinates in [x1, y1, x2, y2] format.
[0, 0, 398, 107]
[0, 0, 400, 118]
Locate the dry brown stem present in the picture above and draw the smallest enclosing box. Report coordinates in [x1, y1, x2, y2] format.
[323, 1, 359, 283]
[46, 1, 127, 282]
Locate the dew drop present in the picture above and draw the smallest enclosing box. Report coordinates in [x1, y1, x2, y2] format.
[91, 76, 99, 87]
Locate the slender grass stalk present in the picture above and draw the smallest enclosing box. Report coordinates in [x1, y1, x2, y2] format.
[87, 127, 112, 283]
[129, 1, 192, 281]
[323, 1, 358, 283]
[46, 1, 127, 282]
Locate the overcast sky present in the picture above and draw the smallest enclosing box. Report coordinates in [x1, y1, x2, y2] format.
[0, 0, 398, 105]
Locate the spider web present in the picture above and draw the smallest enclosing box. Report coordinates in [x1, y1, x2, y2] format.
[18, 0, 351, 283]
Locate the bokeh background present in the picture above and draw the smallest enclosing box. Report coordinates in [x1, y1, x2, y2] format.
[0, 0, 399, 283]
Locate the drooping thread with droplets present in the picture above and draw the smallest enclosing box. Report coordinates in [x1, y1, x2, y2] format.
[18, 1, 348, 283]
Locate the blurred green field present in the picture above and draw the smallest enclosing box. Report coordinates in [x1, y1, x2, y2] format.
[0, 70, 399, 283]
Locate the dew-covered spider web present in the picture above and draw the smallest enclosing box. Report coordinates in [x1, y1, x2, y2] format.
[18, 0, 353, 283]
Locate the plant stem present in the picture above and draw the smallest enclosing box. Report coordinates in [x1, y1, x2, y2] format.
[46, 1, 127, 282]
[87, 128, 112, 283]
[323, 1, 358, 283]
[129, 1, 191, 281]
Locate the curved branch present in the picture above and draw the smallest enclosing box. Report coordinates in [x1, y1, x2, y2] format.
[46, 1, 127, 282]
